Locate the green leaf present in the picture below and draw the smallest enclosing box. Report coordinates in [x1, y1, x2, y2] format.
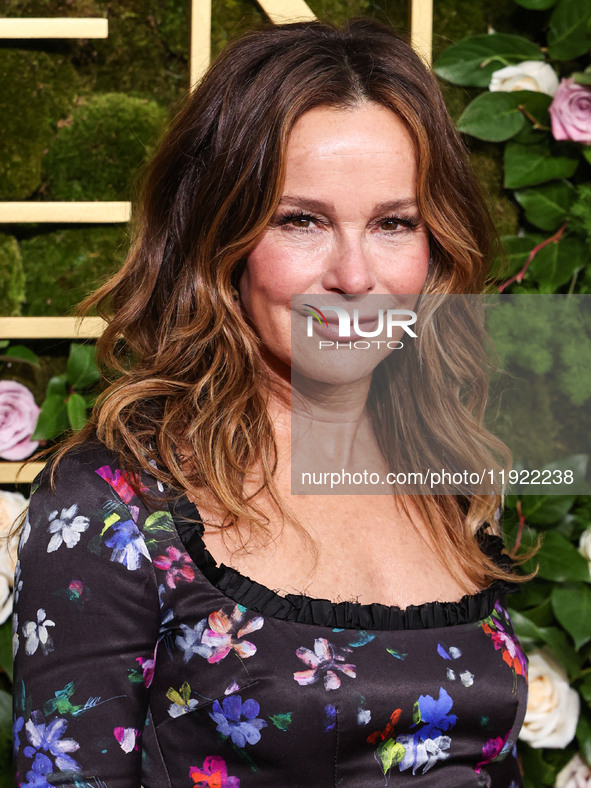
[31, 395, 69, 441]
[530, 531, 591, 583]
[377, 739, 406, 773]
[552, 585, 591, 648]
[509, 609, 584, 678]
[0, 689, 11, 788]
[504, 142, 579, 188]
[577, 707, 591, 765]
[514, 0, 556, 8]
[548, 0, 591, 60]
[269, 712, 292, 731]
[0, 341, 8, 350]
[514, 182, 575, 231]
[579, 672, 591, 705]
[493, 234, 545, 279]
[519, 744, 555, 788]
[4, 345, 39, 366]
[433, 34, 545, 87]
[529, 235, 587, 288]
[573, 71, 591, 85]
[457, 92, 526, 141]
[521, 495, 577, 525]
[46, 375, 67, 398]
[66, 392, 87, 432]
[144, 510, 175, 534]
[66, 343, 100, 390]
[0, 620, 12, 681]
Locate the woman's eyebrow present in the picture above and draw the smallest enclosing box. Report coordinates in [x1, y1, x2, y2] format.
[277, 195, 419, 214]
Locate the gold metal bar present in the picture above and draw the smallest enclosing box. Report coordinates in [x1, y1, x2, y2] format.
[255, 0, 316, 23]
[0, 18, 108, 39]
[190, 0, 212, 90]
[0, 202, 131, 223]
[0, 317, 106, 339]
[409, 0, 433, 66]
[0, 462, 45, 484]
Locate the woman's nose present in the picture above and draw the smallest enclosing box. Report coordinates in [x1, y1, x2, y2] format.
[320, 236, 376, 295]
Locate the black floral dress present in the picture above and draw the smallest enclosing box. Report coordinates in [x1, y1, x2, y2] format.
[13, 443, 528, 787]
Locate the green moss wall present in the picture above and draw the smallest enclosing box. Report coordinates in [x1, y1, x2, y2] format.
[0, 0, 515, 316]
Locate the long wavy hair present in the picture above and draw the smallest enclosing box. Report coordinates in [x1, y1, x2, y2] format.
[44, 16, 534, 589]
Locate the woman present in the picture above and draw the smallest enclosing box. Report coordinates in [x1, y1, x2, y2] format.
[13, 16, 529, 787]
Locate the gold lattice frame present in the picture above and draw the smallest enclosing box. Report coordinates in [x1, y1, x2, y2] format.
[0, 1, 433, 482]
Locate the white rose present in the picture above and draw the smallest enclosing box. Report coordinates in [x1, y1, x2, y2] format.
[489, 61, 559, 96]
[555, 753, 591, 788]
[578, 529, 591, 575]
[0, 490, 27, 624]
[519, 649, 580, 748]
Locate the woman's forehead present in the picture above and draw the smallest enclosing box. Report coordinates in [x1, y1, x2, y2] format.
[281, 104, 418, 204]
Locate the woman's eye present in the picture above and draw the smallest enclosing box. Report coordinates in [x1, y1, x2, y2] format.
[377, 215, 419, 233]
[379, 218, 402, 231]
[290, 216, 313, 228]
[275, 212, 319, 232]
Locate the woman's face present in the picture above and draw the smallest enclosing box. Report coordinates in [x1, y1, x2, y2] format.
[239, 101, 431, 379]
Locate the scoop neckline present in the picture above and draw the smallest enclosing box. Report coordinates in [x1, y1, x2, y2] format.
[167, 492, 519, 631]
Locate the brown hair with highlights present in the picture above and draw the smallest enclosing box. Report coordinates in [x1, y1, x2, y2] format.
[41, 17, 535, 590]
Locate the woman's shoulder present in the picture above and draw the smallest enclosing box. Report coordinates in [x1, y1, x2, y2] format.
[21, 438, 163, 580]
[31, 439, 155, 505]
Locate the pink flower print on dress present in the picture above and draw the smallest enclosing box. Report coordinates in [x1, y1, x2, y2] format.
[475, 730, 512, 774]
[201, 604, 264, 664]
[294, 637, 356, 690]
[481, 602, 528, 682]
[190, 754, 240, 787]
[113, 726, 139, 753]
[95, 465, 145, 504]
[136, 656, 155, 688]
[153, 546, 195, 589]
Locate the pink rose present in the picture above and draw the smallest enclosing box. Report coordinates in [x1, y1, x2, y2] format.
[549, 77, 591, 144]
[0, 381, 40, 460]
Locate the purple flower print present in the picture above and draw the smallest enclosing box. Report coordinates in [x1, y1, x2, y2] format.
[23, 712, 80, 773]
[294, 637, 356, 690]
[13, 714, 24, 754]
[104, 518, 150, 571]
[190, 755, 240, 787]
[153, 546, 195, 588]
[201, 604, 264, 663]
[22, 753, 54, 788]
[413, 687, 457, 740]
[209, 695, 267, 747]
[392, 688, 458, 776]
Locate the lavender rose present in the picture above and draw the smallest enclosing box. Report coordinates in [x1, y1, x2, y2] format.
[0, 381, 40, 460]
[550, 78, 591, 144]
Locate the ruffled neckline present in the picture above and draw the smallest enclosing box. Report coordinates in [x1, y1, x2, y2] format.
[168, 493, 520, 631]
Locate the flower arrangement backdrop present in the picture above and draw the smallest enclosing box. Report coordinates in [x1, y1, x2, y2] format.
[1, 0, 591, 785]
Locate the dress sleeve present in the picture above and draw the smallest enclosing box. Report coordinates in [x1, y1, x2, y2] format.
[13, 450, 161, 788]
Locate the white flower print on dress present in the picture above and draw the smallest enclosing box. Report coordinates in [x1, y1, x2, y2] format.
[12, 612, 18, 657]
[23, 608, 55, 656]
[47, 504, 90, 553]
